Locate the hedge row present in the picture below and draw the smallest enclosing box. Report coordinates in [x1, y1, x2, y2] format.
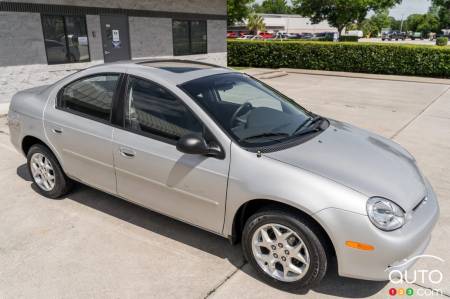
[228, 40, 450, 77]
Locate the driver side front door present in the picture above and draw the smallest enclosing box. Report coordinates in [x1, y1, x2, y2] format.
[112, 76, 230, 233]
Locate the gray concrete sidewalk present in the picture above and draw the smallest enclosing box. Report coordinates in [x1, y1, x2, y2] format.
[0, 71, 449, 298]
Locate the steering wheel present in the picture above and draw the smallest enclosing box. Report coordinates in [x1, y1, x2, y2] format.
[230, 102, 253, 127]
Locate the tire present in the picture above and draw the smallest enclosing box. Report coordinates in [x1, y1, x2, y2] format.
[27, 144, 73, 198]
[242, 209, 328, 291]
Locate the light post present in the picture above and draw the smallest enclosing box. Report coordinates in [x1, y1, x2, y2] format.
[400, 14, 404, 32]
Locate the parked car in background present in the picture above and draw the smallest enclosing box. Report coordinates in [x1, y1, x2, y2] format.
[273, 32, 288, 40]
[237, 35, 254, 40]
[8, 60, 439, 292]
[409, 32, 423, 40]
[300, 32, 314, 40]
[259, 32, 274, 39]
[227, 32, 238, 39]
[285, 33, 301, 39]
[382, 30, 406, 41]
[251, 35, 263, 40]
[312, 32, 336, 41]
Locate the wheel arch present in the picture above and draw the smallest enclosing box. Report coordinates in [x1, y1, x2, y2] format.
[21, 135, 66, 172]
[230, 199, 336, 259]
[22, 135, 47, 156]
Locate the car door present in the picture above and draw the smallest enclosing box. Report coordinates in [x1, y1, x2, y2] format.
[112, 76, 230, 233]
[44, 73, 122, 194]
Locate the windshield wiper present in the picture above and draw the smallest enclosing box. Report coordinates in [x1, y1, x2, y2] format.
[242, 132, 290, 142]
[294, 115, 325, 135]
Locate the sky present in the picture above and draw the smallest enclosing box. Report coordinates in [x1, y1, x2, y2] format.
[255, 0, 432, 19]
[390, 0, 431, 19]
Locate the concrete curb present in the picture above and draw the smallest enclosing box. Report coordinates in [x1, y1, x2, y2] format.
[280, 68, 450, 85]
[0, 103, 9, 117]
[257, 71, 288, 79]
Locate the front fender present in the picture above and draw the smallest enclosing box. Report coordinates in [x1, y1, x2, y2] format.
[222, 143, 368, 236]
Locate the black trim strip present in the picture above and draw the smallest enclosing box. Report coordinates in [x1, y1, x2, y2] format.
[0, 1, 227, 20]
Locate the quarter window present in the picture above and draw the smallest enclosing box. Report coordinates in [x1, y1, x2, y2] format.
[172, 20, 207, 56]
[125, 76, 203, 141]
[41, 15, 90, 64]
[59, 74, 120, 121]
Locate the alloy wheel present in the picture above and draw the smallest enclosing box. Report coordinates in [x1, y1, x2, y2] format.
[30, 153, 55, 191]
[251, 223, 310, 282]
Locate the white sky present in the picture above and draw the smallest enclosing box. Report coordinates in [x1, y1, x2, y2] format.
[390, 0, 431, 19]
[254, 0, 431, 19]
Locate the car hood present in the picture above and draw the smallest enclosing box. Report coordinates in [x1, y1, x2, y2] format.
[265, 120, 426, 211]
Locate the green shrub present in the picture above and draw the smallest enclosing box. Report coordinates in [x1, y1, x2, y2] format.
[228, 40, 450, 77]
[436, 37, 448, 46]
[339, 35, 359, 42]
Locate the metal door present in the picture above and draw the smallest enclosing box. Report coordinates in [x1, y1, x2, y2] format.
[100, 15, 131, 62]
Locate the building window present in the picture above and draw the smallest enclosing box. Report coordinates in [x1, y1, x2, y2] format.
[41, 15, 90, 64]
[172, 20, 207, 56]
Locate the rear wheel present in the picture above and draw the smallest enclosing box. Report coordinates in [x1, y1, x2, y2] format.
[27, 144, 72, 198]
[242, 209, 328, 291]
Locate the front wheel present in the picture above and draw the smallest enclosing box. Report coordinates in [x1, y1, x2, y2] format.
[242, 209, 328, 291]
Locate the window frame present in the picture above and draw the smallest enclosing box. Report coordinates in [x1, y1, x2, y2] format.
[41, 14, 91, 65]
[56, 72, 125, 125]
[172, 19, 208, 56]
[119, 74, 210, 146]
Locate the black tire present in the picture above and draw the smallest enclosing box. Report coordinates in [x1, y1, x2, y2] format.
[242, 209, 328, 291]
[27, 144, 73, 199]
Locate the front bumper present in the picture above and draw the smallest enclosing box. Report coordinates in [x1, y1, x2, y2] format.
[315, 178, 440, 281]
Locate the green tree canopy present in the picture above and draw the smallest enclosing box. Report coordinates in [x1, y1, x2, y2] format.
[359, 10, 392, 37]
[228, 0, 255, 25]
[252, 0, 292, 14]
[431, 0, 450, 30]
[291, 0, 402, 35]
[406, 13, 440, 33]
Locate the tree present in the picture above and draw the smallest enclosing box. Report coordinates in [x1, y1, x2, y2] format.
[252, 0, 292, 14]
[291, 0, 402, 36]
[406, 13, 440, 34]
[228, 0, 255, 25]
[359, 10, 392, 37]
[247, 13, 266, 34]
[406, 14, 424, 32]
[431, 0, 450, 30]
[360, 19, 379, 37]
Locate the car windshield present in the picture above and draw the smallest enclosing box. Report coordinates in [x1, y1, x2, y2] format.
[181, 72, 320, 147]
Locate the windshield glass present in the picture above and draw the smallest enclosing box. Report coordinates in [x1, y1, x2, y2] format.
[181, 73, 316, 147]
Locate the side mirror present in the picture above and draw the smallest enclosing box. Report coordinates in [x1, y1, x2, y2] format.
[176, 134, 223, 158]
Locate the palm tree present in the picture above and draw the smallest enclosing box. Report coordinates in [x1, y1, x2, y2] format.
[247, 14, 266, 35]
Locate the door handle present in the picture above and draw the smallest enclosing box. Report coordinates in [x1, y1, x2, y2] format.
[104, 50, 111, 55]
[52, 127, 63, 134]
[119, 147, 135, 158]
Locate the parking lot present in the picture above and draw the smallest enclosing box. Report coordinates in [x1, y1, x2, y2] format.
[0, 70, 449, 298]
[359, 37, 441, 46]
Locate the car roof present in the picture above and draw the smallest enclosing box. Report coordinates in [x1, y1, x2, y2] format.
[87, 59, 234, 85]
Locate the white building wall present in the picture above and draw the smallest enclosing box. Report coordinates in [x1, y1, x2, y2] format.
[259, 14, 336, 34]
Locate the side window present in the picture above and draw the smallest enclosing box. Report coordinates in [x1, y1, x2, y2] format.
[125, 76, 203, 141]
[59, 74, 120, 121]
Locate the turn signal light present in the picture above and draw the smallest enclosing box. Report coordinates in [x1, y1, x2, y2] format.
[345, 240, 375, 251]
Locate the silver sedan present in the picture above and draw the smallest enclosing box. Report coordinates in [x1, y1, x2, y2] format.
[7, 60, 439, 291]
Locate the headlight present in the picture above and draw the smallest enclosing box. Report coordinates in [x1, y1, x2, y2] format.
[367, 197, 405, 231]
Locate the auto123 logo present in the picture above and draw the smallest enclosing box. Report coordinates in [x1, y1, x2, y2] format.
[386, 255, 445, 297]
